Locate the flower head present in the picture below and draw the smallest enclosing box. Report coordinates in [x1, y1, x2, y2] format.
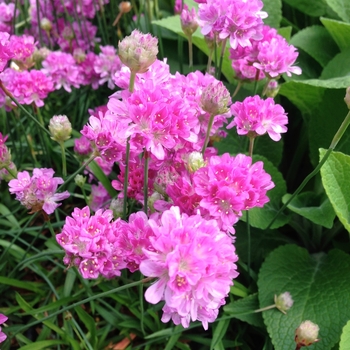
[200, 80, 231, 116]
[274, 292, 294, 314]
[140, 206, 239, 330]
[0, 313, 7, 344]
[181, 7, 199, 37]
[118, 29, 158, 73]
[49, 115, 72, 142]
[295, 320, 320, 347]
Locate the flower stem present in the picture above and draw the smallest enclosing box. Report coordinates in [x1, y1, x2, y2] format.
[206, 47, 214, 73]
[59, 141, 67, 177]
[201, 113, 215, 155]
[254, 304, 276, 313]
[129, 71, 136, 93]
[3, 165, 17, 179]
[188, 35, 193, 68]
[248, 137, 255, 158]
[217, 38, 227, 80]
[123, 137, 131, 220]
[143, 149, 150, 215]
[266, 110, 350, 230]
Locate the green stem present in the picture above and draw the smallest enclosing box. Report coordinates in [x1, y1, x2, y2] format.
[206, 47, 214, 73]
[254, 304, 276, 313]
[217, 38, 227, 80]
[178, 36, 184, 74]
[12, 277, 155, 337]
[0, 81, 50, 136]
[248, 137, 255, 158]
[129, 71, 136, 93]
[58, 154, 96, 191]
[46, 220, 56, 236]
[3, 165, 17, 179]
[266, 110, 350, 230]
[188, 35, 193, 68]
[232, 81, 242, 98]
[201, 113, 215, 154]
[143, 150, 150, 215]
[123, 137, 131, 220]
[247, 210, 251, 281]
[59, 141, 67, 177]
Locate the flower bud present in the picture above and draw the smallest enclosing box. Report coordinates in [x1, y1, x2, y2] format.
[274, 292, 293, 314]
[40, 17, 53, 32]
[200, 81, 231, 115]
[119, 1, 132, 13]
[181, 7, 199, 37]
[118, 29, 158, 73]
[188, 151, 205, 172]
[265, 80, 280, 98]
[344, 87, 350, 109]
[148, 191, 162, 213]
[109, 198, 124, 218]
[295, 320, 319, 347]
[0, 133, 12, 169]
[74, 174, 86, 188]
[49, 115, 72, 142]
[73, 48, 86, 64]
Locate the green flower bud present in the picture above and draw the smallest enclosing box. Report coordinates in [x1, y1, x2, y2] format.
[295, 320, 319, 348]
[49, 115, 72, 142]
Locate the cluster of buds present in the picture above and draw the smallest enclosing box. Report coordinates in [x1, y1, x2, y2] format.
[295, 320, 319, 348]
[48, 115, 72, 143]
[200, 81, 231, 116]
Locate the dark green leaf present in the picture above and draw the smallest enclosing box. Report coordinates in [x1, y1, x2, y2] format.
[321, 17, 350, 51]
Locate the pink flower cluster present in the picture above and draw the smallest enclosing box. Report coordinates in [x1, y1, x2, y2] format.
[230, 25, 302, 80]
[8, 168, 70, 215]
[197, 0, 267, 49]
[0, 2, 17, 33]
[228, 95, 288, 141]
[0, 313, 7, 344]
[140, 206, 239, 330]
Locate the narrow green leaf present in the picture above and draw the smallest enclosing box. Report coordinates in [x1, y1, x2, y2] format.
[0, 276, 45, 293]
[74, 306, 97, 348]
[211, 319, 230, 350]
[321, 17, 350, 51]
[258, 245, 350, 350]
[324, 0, 350, 22]
[164, 325, 182, 350]
[19, 340, 66, 350]
[340, 320, 350, 350]
[320, 149, 350, 233]
[63, 268, 77, 298]
[282, 192, 335, 228]
[88, 160, 117, 198]
[0, 239, 26, 260]
[0, 203, 20, 228]
[224, 293, 264, 328]
[290, 26, 339, 67]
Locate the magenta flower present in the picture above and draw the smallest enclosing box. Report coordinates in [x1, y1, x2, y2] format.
[8, 168, 70, 215]
[57, 206, 127, 279]
[0, 313, 7, 343]
[0, 31, 13, 72]
[228, 95, 288, 141]
[140, 206, 239, 330]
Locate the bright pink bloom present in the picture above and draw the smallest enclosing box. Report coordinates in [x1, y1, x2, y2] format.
[0, 313, 7, 343]
[228, 95, 288, 141]
[10, 34, 36, 62]
[8, 168, 70, 214]
[193, 153, 274, 232]
[89, 183, 111, 211]
[140, 206, 239, 330]
[57, 206, 127, 279]
[0, 31, 13, 72]
[74, 135, 93, 156]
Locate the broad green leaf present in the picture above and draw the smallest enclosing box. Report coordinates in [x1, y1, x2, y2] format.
[19, 340, 66, 350]
[320, 149, 350, 233]
[320, 47, 350, 79]
[241, 155, 289, 229]
[309, 89, 349, 166]
[282, 192, 335, 228]
[89, 160, 117, 198]
[262, 0, 282, 28]
[279, 81, 325, 115]
[152, 16, 234, 83]
[340, 320, 350, 350]
[290, 26, 339, 67]
[324, 0, 350, 22]
[258, 245, 350, 350]
[224, 294, 265, 328]
[277, 26, 292, 41]
[321, 17, 350, 51]
[282, 0, 327, 17]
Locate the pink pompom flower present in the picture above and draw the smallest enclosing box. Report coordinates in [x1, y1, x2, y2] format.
[0, 313, 7, 343]
[140, 206, 239, 330]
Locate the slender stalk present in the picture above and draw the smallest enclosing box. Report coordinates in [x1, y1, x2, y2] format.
[129, 71, 136, 93]
[248, 137, 255, 158]
[35, 0, 43, 46]
[59, 141, 67, 177]
[0, 81, 50, 136]
[266, 110, 350, 230]
[3, 165, 17, 179]
[143, 150, 150, 215]
[12, 277, 155, 336]
[58, 153, 96, 191]
[178, 36, 184, 74]
[206, 48, 213, 74]
[254, 304, 276, 313]
[232, 81, 242, 98]
[123, 138, 131, 220]
[217, 38, 227, 80]
[201, 113, 215, 154]
[188, 35, 193, 68]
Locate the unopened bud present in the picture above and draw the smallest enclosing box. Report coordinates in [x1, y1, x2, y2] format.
[118, 29, 158, 73]
[119, 1, 132, 13]
[148, 191, 162, 213]
[40, 17, 53, 32]
[180, 7, 198, 37]
[344, 87, 350, 109]
[200, 81, 231, 115]
[73, 48, 86, 63]
[265, 80, 280, 98]
[109, 198, 124, 218]
[274, 292, 293, 314]
[295, 320, 319, 348]
[74, 174, 86, 188]
[188, 152, 205, 172]
[49, 115, 72, 142]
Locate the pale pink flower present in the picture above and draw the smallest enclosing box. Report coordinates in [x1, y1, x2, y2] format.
[140, 206, 239, 330]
